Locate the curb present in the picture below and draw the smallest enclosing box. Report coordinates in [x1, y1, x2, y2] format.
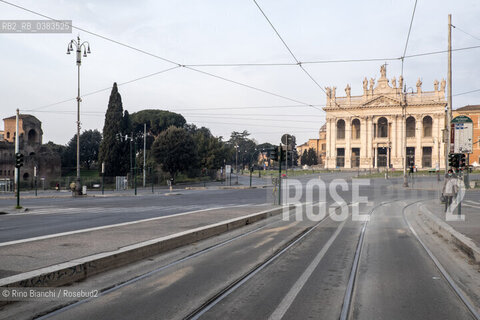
[0, 205, 293, 303]
[418, 205, 480, 264]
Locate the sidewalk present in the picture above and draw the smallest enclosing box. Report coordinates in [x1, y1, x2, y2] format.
[418, 195, 480, 263]
[422, 196, 480, 247]
[0, 179, 271, 203]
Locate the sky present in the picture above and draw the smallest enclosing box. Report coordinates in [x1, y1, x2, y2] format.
[1, 0, 479, 146]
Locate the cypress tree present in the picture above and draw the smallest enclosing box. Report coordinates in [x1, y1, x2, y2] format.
[98, 83, 129, 176]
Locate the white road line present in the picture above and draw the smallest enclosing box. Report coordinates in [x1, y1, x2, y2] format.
[0, 204, 263, 247]
[462, 203, 480, 209]
[6, 205, 206, 216]
[268, 219, 347, 320]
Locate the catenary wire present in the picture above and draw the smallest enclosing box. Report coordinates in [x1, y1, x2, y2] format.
[453, 25, 480, 42]
[0, 0, 321, 112]
[250, 0, 360, 119]
[401, 0, 418, 77]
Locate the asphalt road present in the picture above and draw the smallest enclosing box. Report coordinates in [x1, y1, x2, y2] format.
[1, 175, 479, 319]
[25, 183, 476, 320]
[0, 172, 358, 242]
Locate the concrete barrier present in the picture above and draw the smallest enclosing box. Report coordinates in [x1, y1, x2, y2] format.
[0, 205, 293, 301]
[418, 205, 480, 264]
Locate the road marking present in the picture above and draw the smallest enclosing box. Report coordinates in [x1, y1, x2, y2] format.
[462, 203, 480, 209]
[0, 204, 265, 247]
[5, 205, 205, 216]
[268, 219, 347, 320]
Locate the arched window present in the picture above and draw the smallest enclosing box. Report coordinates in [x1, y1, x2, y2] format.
[423, 116, 432, 137]
[6, 132, 10, 139]
[28, 129, 37, 144]
[406, 116, 416, 138]
[378, 117, 388, 138]
[352, 119, 361, 139]
[337, 119, 345, 140]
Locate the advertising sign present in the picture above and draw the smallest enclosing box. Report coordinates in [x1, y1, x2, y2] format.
[451, 116, 473, 154]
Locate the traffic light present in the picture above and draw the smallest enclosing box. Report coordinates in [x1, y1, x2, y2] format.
[15, 153, 24, 168]
[448, 154, 455, 168]
[459, 154, 466, 168]
[279, 147, 286, 162]
[270, 147, 278, 161]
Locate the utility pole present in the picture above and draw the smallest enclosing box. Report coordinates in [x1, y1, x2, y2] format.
[101, 162, 105, 195]
[402, 86, 409, 187]
[15, 108, 21, 208]
[130, 132, 133, 188]
[143, 123, 146, 188]
[285, 135, 288, 177]
[446, 14, 453, 174]
[15, 109, 19, 193]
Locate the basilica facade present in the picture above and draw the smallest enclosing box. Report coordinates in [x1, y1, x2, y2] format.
[324, 66, 447, 170]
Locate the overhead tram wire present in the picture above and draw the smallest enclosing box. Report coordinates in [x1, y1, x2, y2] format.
[251, 0, 362, 119]
[26, 66, 181, 112]
[182, 66, 319, 109]
[0, 0, 179, 66]
[183, 44, 480, 67]
[24, 109, 324, 124]
[1, 0, 320, 113]
[25, 104, 325, 114]
[452, 25, 480, 42]
[400, 0, 418, 77]
[453, 88, 480, 97]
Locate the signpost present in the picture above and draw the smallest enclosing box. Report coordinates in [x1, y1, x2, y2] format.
[225, 165, 231, 186]
[452, 115, 473, 154]
[451, 115, 473, 189]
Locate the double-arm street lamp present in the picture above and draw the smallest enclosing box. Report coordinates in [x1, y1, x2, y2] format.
[67, 36, 91, 195]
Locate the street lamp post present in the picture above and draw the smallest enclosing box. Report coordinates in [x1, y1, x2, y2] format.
[67, 36, 91, 195]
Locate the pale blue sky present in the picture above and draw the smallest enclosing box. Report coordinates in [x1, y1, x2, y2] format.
[0, 0, 479, 145]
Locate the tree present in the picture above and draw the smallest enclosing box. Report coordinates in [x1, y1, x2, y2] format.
[191, 126, 233, 174]
[98, 83, 130, 176]
[307, 148, 318, 166]
[228, 130, 257, 170]
[131, 109, 186, 137]
[151, 126, 197, 181]
[63, 130, 102, 170]
[301, 150, 308, 166]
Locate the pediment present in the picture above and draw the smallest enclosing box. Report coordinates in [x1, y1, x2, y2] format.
[362, 95, 402, 107]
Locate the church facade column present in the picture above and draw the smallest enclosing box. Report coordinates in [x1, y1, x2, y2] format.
[415, 115, 423, 168]
[360, 116, 368, 168]
[366, 116, 373, 167]
[392, 115, 398, 159]
[345, 117, 352, 168]
[325, 118, 331, 168]
[432, 114, 440, 168]
[328, 117, 337, 169]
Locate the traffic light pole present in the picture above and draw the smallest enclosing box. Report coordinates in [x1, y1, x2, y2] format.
[278, 145, 282, 206]
[16, 167, 20, 208]
[465, 153, 470, 189]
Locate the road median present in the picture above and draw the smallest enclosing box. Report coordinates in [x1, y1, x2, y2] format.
[0, 204, 292, 305]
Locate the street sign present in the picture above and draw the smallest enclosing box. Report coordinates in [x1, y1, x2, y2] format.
[451, 116, 473, 153]
[225, 165, 231, 173]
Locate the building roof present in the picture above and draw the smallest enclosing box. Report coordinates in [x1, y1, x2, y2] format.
[455, 105, 480, 112]
[3, 114, 38, 121]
